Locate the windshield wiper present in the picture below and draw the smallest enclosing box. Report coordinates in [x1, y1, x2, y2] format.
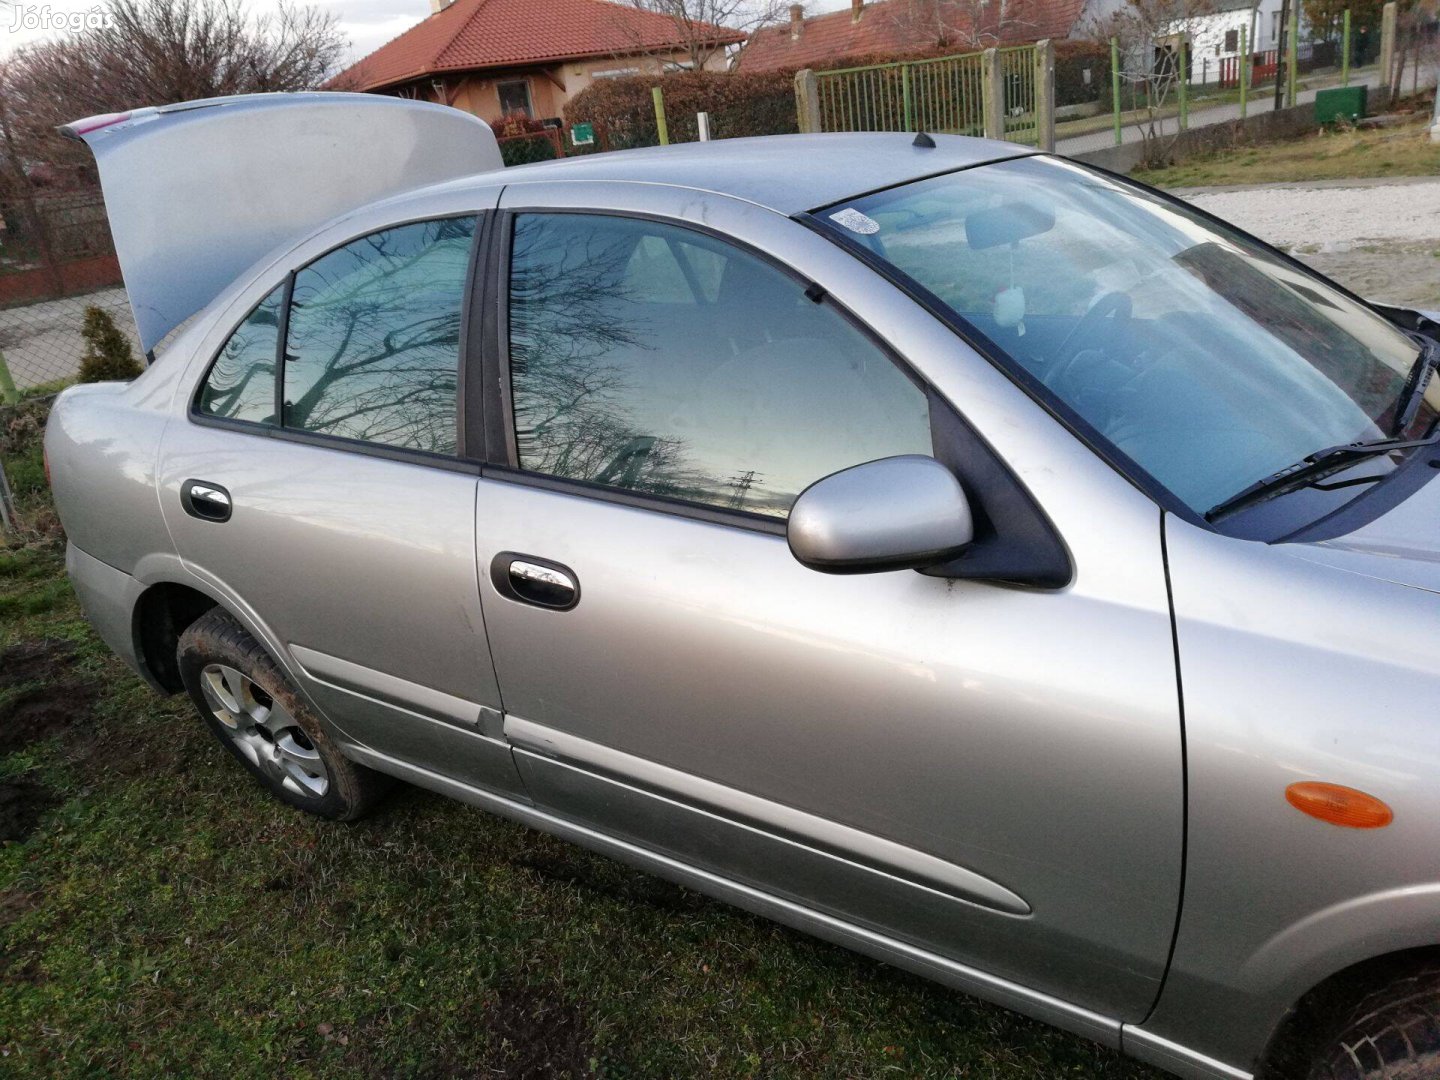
[1206, 431, 1440, 522]
[1391, 335, 1440, 436]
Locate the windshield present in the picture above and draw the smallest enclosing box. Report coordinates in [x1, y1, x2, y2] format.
[817, 156, 1436, 518]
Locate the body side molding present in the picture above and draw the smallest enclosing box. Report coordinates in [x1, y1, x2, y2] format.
[504, 713, 1031, 916]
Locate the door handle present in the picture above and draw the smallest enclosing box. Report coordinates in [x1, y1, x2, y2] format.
[181, 479, 232, 522]
[490, 552, 579, 611]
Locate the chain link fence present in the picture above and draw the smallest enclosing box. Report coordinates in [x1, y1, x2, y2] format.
[0, 187, 139, 392]
[0, 287, 139, 391]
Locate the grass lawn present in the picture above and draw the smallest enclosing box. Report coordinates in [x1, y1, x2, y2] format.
[0, 396, 1159, 1077]
[1134, 108, 1440, 189]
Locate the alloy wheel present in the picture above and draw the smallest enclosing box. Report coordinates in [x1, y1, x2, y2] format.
[199, 663, 330, 798]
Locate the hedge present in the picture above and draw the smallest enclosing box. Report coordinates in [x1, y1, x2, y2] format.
[1055, 40, 1111, 107]
[562, 70, 798, 150]
[490, 112, 559, 166]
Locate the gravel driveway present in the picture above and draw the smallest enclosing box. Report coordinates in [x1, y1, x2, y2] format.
[1181, 176, 1440, 310]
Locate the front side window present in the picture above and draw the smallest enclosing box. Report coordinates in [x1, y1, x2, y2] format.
[816, 157, 1430, 518]
[282, 217, 475, 455]
[507, 214, 932, 518]
[199, 285, 284, 423]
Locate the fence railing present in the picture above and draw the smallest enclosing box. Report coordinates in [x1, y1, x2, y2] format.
[999, 45, 1039, 142]
[800, 42, 1055, 148]
[814, 50, 988, 135]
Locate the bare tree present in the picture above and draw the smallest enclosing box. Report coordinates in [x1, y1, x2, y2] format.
[1084, 0, 1216, 167]
[616, 0, 783, 70]
[2, 0, 345, 178]
[1387, 0, 1439, 106]
[876, 0, 1038, 50]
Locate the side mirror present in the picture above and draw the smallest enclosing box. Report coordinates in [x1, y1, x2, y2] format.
[788, 456, 975, 574]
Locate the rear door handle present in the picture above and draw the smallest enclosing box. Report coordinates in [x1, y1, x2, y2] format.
[490, 552, 579, 611]
[181, 479, 232, 522]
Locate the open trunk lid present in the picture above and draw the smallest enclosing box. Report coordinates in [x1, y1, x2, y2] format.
[62, 92, 502, 355]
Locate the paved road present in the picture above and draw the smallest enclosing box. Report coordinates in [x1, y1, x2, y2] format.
[1057, 62, 1435, 156]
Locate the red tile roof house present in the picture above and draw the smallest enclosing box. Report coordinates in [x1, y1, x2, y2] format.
[739, 0, 1119, 71]
[331, 0, 747, 125]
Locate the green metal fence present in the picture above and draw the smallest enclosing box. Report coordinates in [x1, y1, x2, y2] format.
[998, 45, 1038, 141]
[812, 44, 1038, 142]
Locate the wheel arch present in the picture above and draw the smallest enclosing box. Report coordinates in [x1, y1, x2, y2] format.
[132, 580, 220, 693]
[1258, 944, 1440, 1078]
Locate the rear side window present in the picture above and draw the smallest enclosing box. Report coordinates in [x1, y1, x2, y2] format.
[507, 214, 931, 517]
[198, 285, 284, 424]
[283, 217, 475, 454]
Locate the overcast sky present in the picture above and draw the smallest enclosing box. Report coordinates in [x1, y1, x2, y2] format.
[1, 0, 853, 64]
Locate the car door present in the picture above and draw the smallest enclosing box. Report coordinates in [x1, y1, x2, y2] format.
[158, 211, 524, 797]
[473, 185, 1184, 1022]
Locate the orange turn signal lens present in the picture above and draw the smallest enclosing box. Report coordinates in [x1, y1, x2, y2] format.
[1285, 782, 1393, 829]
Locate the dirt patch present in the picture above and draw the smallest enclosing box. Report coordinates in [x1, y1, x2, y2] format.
[483, 983, 599, 1080]
[0, 681, 98, 756]
[0, 640, 78, 690]
[0, 780, 57, 843]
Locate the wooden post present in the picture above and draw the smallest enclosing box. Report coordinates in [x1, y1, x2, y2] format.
[1240, 24, 1249, 118]
[1286, 3, 1298, 107]
[1178, 36, 1190, 129]
[981, 48, 1004, 140]
[652, 86, 669, 145]
[1274, 0, 1290, 109]
[794, 68, 821, 133]
[696, 111, 712, 141]
[0, 350, 17, 406]
[1341, 8, 1351, 86]
[1111, 38, 1123, 146]
[0, 457, 14, 537]
[1034, 39, 1056, 151]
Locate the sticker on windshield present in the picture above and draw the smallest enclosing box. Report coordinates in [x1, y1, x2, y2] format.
[829, 208, 880, 235]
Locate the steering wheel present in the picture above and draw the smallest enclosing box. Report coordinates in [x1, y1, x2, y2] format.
[1043, 292, 1133, 394]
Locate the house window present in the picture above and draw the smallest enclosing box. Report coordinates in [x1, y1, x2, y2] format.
[1271, 11, 1281, 42]
[497, 79, 534, 118]
[1224, 28, 1238, 52]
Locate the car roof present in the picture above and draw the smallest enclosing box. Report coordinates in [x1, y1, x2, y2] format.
[494, 132, 1035, 216]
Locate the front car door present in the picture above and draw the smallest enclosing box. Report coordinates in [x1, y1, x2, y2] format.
[471, 181, 1185, 1025]
[158, 199, 523, 796]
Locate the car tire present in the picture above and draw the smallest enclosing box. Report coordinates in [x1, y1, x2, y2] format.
[177, 607, 389, 821]
[1308, 963, 1440, 1080]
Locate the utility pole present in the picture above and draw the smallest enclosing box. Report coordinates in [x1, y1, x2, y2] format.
[1274, 0, 1291, 111]
[727, 470, 760, 510]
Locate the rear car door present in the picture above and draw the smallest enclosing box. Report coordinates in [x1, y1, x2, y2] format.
[158, 211, 524, 796]
[472, 185, 1186, 1023]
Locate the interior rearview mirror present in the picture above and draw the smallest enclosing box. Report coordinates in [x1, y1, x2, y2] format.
[787, 456, 975, 574]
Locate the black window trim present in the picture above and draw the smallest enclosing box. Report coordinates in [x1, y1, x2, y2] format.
[188, 210, 485, 476]
[479, 205, 1071, 587]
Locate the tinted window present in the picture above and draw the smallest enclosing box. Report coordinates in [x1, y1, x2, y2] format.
[283, 217, 475, 454]
[199, 285, 284, 423]
[508, 214, 931, 517]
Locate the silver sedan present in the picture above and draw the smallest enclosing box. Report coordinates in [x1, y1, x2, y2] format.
[44, 93, 1440, 1080]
